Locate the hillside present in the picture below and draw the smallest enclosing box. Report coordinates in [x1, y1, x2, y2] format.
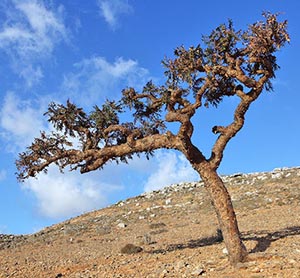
[1, 167, 300, 277]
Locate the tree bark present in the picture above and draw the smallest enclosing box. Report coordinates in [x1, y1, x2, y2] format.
[198, 164, 247, 265]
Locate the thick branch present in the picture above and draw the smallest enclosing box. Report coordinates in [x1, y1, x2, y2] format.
[208, 96, 253, 170]
[18, 132, 180, 180]
[165, 109, 195, 139]
[209, 74, 267, 170]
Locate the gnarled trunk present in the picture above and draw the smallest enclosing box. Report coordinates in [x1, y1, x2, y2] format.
[198, 165, 247, 265]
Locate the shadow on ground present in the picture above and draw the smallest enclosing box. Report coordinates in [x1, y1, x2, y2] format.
[242, 226, 300, 253]
[149, 229, 224, 254]
[148, 226, 300, 255]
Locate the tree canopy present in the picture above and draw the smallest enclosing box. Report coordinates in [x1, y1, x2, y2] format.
[16, 12, 289, 181]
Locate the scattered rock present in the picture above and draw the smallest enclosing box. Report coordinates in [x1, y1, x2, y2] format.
[117, 222, 127, 228]
[191, 267, 206, 276]
[120, 243, 143, 254]
[222, 247, 228, 255]
[165, 198, 172, 205]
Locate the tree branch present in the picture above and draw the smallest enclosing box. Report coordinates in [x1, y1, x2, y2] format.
[17, 132, 180, 180]
[208, 93, 256, 170]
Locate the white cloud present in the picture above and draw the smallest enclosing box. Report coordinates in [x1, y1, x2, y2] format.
[143, 151, 199, 192]
[62, 56, 150, 107]
[0, 0, 68, 86]
[22, 150, 197, 219]
[19, 64, 44, 88]
[0, 91, 123, 219]
[0, 91, 48, 151]
[97, 0, 133, 29]
[22, 167, 109, 218]
[0, 91, 86, 153]
[15, 0, 66, 37]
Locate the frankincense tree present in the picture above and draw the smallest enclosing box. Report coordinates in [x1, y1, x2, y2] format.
[16, 12, 289, 265]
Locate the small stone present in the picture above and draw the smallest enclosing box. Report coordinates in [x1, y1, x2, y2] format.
[117, 223, 127, 228]
[191, 267, 206, 276]
[222, 247, 228, 255]
[252, 267, 262, 273]
[271, 173, 282, 179]
[175, 261, 185, 270]
[165, 198, 172, 205]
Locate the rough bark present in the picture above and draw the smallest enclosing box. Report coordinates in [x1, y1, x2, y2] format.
[197, 163, 247, 265]
[183, 144, 247, 265]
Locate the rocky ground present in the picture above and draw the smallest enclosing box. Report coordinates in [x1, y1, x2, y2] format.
[1, 167, 300, 277]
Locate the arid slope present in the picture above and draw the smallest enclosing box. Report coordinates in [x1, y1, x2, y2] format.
[1, 167, 300, 277]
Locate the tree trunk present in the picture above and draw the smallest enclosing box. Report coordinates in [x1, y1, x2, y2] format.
[198, 165, 247, 265]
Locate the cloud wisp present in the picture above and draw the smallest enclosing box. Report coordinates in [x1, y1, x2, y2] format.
[0, 0, 68, 86]
[62, 56, 150, 107]
[0, 91, 49, 152]
[22, 167, 109, 219]
[97, 0, 133, 29]
[143, 151, 199, 192]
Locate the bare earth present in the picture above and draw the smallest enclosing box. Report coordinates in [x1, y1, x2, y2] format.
[1, 167, 300, 278]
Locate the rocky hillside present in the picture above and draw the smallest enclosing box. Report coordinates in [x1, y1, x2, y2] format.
[1, 167, 300, 277]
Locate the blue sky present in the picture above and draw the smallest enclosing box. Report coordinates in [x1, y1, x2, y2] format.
[0, 0, 299, 235]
